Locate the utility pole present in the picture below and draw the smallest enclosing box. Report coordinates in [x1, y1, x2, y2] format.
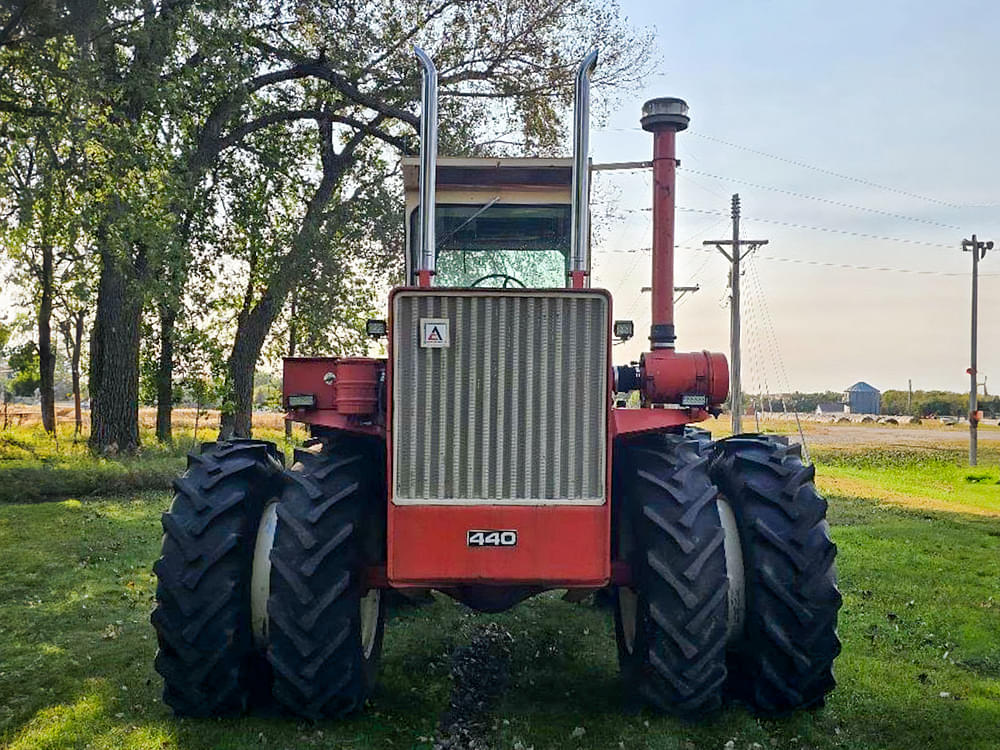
[907, 379, 912, 414]
[704, 194, 768, 435]
[962, 234, 992, 466]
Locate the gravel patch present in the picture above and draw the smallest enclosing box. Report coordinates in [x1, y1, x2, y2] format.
[432, 622, 514, 750]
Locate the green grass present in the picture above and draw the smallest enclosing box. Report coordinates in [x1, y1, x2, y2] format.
[813, 447, 1000, 516]
[0, 423, 299, 504]
[2, 483, 1000, 749]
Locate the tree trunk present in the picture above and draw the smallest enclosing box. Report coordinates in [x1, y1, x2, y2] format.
[155, 306, 176, 442]
[70, 313, 83, 436]
[89, 245, 144, 454]
[220, 299, 276, 439]
[38, 242, 56, 433]
[59, 314, 84, 437]
[284, 288, 297, 439]
[218, 118, 355, 439]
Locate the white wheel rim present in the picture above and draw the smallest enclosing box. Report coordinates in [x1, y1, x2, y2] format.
[618, 587, 639, 654]
[717, 497, 746, 644]
[360, 589, 381, 659]
[251, 502, 279, 649]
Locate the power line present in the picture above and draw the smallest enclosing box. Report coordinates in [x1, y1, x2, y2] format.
[594, 126, 999, 209]
[612, 204, 958, 249]
[676, 167, 965, 231]
[687, 131, 1000, 210]
[600, 244, 1000, 278]
[620, 217, 727, 319]
[595, 165, 965, 230]
[677, 207, 955, 248]
[747, 252, 1000, 278]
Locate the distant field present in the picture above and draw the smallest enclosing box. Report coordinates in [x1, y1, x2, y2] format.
[2, 405, 289, 431]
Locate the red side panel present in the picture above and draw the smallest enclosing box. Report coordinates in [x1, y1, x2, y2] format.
[611, 406, 710, 437]
[283, 356, 385, 437]
[388, 505, 609, 587]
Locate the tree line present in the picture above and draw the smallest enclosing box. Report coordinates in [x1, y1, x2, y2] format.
[0, 0, 652, 452]
[743, 390, 999, 418]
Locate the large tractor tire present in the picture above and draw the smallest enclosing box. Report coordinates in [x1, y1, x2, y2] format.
[152, 440, 285, 716]
[264, 438, 386, 720]
[613, 432, 729, 717]
[709, 434, 841, 714]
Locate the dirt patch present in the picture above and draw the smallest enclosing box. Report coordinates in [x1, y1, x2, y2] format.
[433, 623, 514, 750]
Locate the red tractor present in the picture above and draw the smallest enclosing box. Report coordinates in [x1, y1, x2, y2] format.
[153, 48, 840, 720]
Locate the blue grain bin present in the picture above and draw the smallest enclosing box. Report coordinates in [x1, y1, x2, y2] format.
[845, 381, 880, 415]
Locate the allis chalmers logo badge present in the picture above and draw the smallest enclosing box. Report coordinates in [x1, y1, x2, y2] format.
[419, 318, 450, 348]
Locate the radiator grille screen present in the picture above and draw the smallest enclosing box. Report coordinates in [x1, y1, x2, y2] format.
[392, 291, 608, 504]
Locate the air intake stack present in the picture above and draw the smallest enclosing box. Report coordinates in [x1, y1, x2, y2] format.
[635, 97, 728, 411]
[640, 97, 689, 349]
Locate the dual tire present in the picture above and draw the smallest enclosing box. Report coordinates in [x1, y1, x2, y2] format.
[152, 437, 384, 719]
[614, 431, 841, 717]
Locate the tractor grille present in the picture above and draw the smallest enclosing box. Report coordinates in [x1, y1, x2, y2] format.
[392, 290, 608, 505]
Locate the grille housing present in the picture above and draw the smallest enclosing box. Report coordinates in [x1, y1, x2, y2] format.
[391, 290, 608, 505]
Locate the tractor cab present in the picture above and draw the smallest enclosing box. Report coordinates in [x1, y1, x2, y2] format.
[401, 156, 577, 288]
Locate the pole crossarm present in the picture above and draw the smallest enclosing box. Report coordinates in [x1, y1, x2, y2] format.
[591, 160, 653, 171]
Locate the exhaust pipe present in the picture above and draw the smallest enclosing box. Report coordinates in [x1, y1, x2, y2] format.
[641, 97, 689, 348]
[415, 46, 438, 286]
[569, 49, 599, 288]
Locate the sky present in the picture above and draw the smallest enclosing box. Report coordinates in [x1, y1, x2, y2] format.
[589, 0, 1000, 394]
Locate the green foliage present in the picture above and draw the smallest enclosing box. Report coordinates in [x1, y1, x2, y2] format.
[6, 342, 41, 396]
[882, 389, 1000, 418]
[746, 391, 845, 412]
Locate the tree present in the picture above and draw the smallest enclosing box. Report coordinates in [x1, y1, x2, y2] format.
[7, 341, 40, 396]
[0, 45, 87, 434]
[1, 0, 653, 448]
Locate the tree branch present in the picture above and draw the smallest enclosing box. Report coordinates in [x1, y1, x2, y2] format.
[252, 39, 419, 128]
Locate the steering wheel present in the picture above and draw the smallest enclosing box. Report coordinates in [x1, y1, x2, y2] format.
[470, 273, 526, 288]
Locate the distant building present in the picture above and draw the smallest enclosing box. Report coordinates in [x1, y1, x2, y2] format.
[816, 402, 846, 415]
[845, 381, 880, 415]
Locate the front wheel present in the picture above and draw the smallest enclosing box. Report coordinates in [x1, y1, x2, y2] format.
[152, 440, 284, 716]
[265, 439, 386, 720]
[613, 432, 729, 717]
[709, 434, 842, 714]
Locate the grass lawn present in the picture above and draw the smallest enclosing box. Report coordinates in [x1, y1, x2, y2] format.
[0, 422, 301, 504]
[2, 458, 1000, 749]
[813, 447, 1000, 518]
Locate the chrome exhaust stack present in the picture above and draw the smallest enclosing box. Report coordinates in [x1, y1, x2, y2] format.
[570, 49, 599, 284]
[414, 46, 438, 281]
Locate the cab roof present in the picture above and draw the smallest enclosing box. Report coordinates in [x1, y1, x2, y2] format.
[401, 156, 573, 192]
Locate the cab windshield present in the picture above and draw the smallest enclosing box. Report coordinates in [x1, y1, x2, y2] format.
[411, 203, 571, 288]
